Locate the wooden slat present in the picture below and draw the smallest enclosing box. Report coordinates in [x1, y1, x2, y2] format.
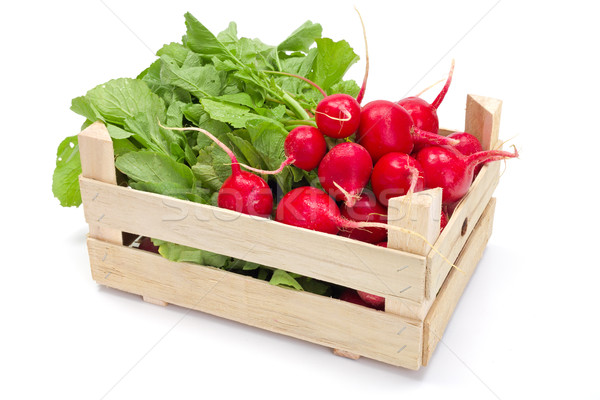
[425, 94, 502, 298]
[465, 95, 502, 151]
[88, 238, 424, 370]
[426, 161, 499, 298]
[386, 188, 442, 316]
[80, 178, 427, 302]
[78, 121, 122, 245]
[423, 198, 496, 365]
[387, 188, 442, 257]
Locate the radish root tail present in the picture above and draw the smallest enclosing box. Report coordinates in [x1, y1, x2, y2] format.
[354, 6, 369, 104]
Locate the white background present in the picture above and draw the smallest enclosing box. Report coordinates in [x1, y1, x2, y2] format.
[1, 1, 599, 399]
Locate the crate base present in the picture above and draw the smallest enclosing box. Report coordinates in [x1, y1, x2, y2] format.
[86, 199, 496, 369]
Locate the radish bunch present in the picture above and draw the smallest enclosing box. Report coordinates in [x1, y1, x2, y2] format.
[160, 28, 518, 311]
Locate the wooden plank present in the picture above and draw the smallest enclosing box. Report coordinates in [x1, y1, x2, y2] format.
[78, 121, 121, 245]
[465, 95, 502, 151]
[426, 93, 502, 299]
[142, 296, 168, 307]
[387, 188, 442, 257]
[333, 349, 361, 360]
[384, 295, 436, 321]
[80, 178, 427, 302]
[386, 188, 442, 315]
[426, 161, 499, 298]
[423, 198, 496, 365]
[88, 238, 424, 370]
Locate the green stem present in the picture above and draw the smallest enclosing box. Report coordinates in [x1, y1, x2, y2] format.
[282, 92, 310, 120]
[283, 119, 317, 127]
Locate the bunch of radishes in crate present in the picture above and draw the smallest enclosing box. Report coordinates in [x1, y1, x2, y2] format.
[53, 12, 517, 310]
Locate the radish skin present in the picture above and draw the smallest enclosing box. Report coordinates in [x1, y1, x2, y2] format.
[417, 145, 519, 203]
[159, 124, 273, 218]
[318, 142, 373, 207]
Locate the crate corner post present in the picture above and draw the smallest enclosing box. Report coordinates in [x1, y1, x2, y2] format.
[465, 94, 503, 151]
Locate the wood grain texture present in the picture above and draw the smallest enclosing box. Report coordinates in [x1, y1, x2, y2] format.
[88, 238, 424, 369]
[426, 161, 499, 298]
[385, 295, 436, 321]
[142, 296, 168, 306]
[423, 198, 496, 365]
[80, 177, 427, 302]
[388, 188, 442, 257]
[333, 349, 361, 360]
[465, 94, 502, 151]
[78, 121, 121, 245]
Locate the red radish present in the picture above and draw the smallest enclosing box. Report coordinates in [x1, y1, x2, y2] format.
[315, 94, 361, 138]
[448, 132, 483, 155]
[371, 153, 424, 206]
[285, 126, 327, 170]
[376, 242, 387, 247]
[357, 100, 459, 162]
[440, 211, 449, 232]
[447, 131, 485, 175]
[271, 9, 370, 139]
[160, 124, 273, 218]
[340, 192, 387, 244]
[241, 125, 327, 174]
[275, 186, 341, 234]
[357, 291, 385, 310]
[339, 289, 370, 307]
[397, 60, 455, 134]
[139, 237, 159, 253]
[313, 7, 369, 137]
[276, 186, 463, 271]
[417, 145, 519, 203]
[318, 142, 373, 207]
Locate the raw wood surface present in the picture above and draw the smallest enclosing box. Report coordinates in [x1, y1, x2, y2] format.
[80, 177, 428, 302]
[385, 295, 436, 321]
[465, 94, 502, 151]
[423, 198, 496, 365]
[426, 93, 502, 299]
[87, 238, 424, 370]
[78, 122, 121, 245]
[387, 188, 442, 257]
[333, 349, 361, 360]
[426, 161, 500, 298]
[142, 296, 168, 307]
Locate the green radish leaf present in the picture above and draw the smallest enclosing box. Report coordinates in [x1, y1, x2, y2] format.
[113, 138, 138, 157]
[200, 98, 251, 128]
[227, 133, 266, 170]
[85, 78, 165, 126]
[278, 21, 322, 53]
[106, 124, 133, 139]
[156, 42, 192, 66]
[295, 277, 331, 295]
[151, 239, 229, 268]
[192, 162, 223, 192]
[309, 38, 359, 93]
[52, 135, 82, 207]
[160, 55, 224, 99]
[330, 79, 360, 97]
[184, 12, 235, 58]
[217, 22, 239, 45]
[141, 60, 192, 105]
[269, 269, 303, 290]
[115, 150, 194, 188]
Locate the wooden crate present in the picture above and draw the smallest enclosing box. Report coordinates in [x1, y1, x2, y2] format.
[79, 94, 503, 370]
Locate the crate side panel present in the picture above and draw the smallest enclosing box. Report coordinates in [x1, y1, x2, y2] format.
[88, 238, 423, 369]
[427, 161, 500, 298]
[80, 177, 426, 302]
[423, 198, 496, 365]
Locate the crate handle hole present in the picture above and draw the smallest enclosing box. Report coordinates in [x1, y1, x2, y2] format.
[461, 218, 468, 236]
